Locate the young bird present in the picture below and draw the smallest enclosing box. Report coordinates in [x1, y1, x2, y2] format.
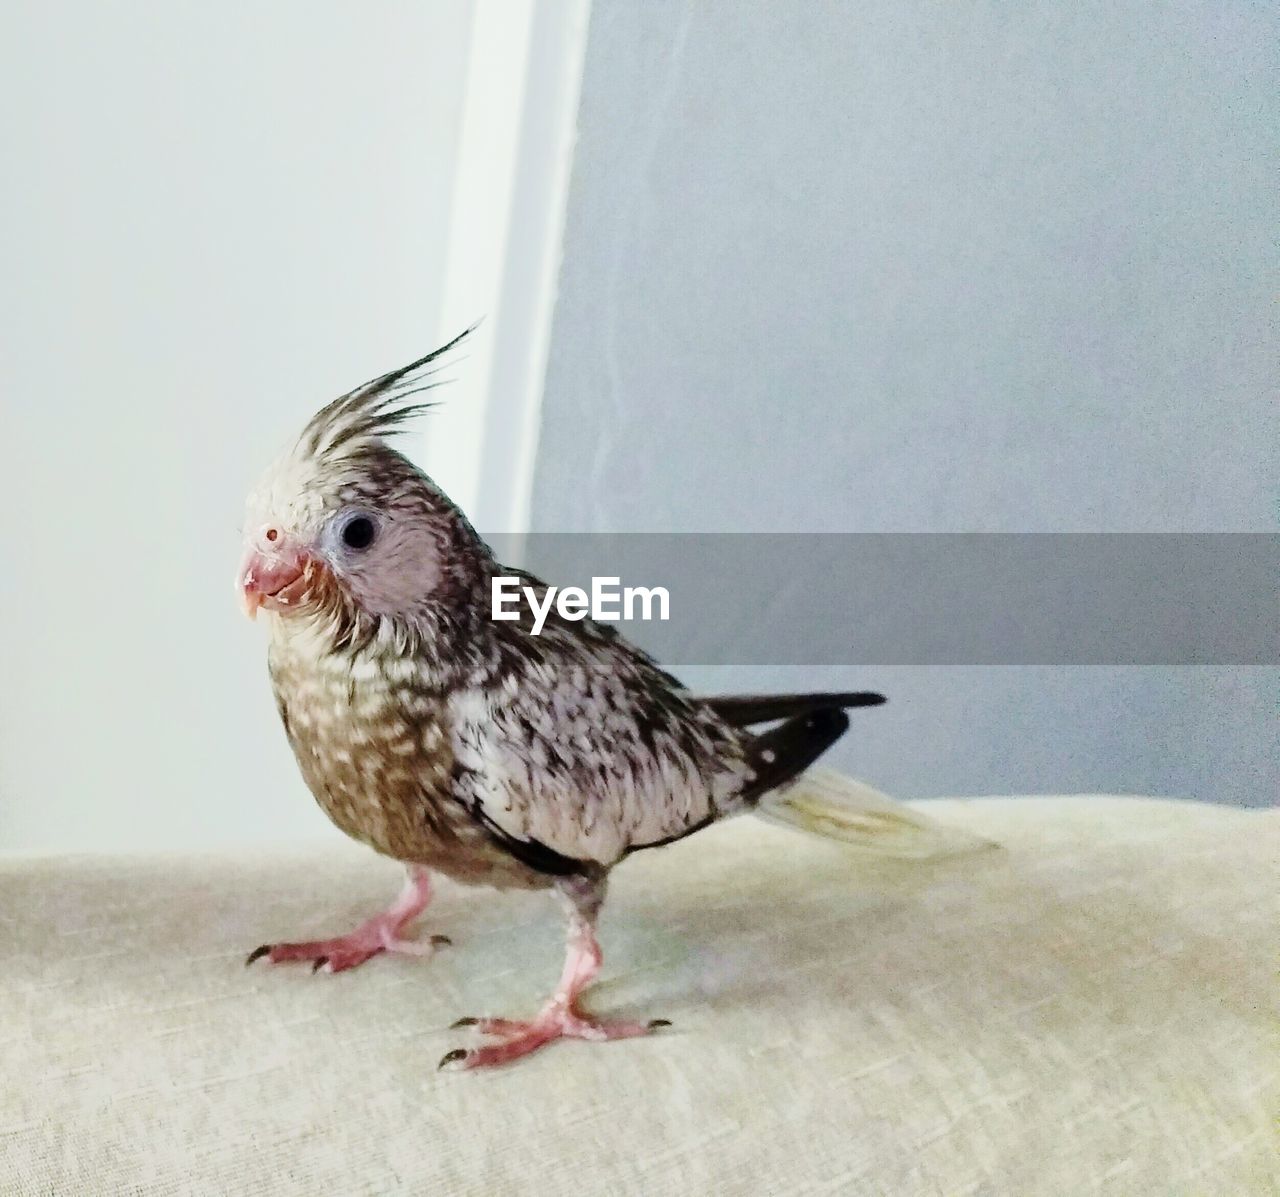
[237, 332, 891, 1070]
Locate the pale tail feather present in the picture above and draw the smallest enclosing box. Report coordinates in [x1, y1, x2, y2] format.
[755, 768, 998, 860]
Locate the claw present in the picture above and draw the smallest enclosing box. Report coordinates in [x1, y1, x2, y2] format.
[311, 957, 328, 974]
[430, 935, 452, 947]
[451, 1016, 479, 1028]
[648, 1019, 672, 1029]
[438, 1048, 469, 1071]
[245, 945, 270, 967]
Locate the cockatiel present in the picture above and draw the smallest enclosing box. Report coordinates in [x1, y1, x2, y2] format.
[237, 332, 971, 1070]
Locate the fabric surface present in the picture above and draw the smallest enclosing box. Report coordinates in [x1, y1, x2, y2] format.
[1, 797, 1275, 1196]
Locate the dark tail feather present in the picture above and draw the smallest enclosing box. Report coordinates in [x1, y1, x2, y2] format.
[621, 708, 850, 859]
[739, 707, 851, 804]
[703, 691, 885, 728]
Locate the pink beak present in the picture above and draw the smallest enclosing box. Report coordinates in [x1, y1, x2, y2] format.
[237, 544, 314, 619]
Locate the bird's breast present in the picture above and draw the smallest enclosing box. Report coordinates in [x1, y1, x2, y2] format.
[266, 636, 459, 861]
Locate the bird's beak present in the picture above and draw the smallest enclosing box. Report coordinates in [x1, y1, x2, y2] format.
[237, 545, 315, 620]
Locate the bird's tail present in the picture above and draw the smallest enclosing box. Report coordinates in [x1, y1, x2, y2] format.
[754, 768, 998, 860]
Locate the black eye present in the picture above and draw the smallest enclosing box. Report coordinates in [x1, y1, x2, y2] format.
[340, 515, 377, 551]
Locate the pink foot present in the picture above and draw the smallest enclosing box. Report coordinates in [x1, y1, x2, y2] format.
[246, 867, 445, 975]
[440, 1005, 670, 1070]
[439, 909, 669, 1071]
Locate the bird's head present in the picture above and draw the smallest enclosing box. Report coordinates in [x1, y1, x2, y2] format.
[237, 330, 484, 629]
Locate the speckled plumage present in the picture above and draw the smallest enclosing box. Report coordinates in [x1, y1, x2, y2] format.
[266, 545, 760, 887]
[238, 335, 883, 1066]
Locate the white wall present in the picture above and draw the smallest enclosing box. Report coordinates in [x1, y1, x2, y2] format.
[1, 2, 475, 851]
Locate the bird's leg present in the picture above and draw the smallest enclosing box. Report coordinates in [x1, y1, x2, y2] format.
[440, 876, 668, 1071]
[246, 865, 448, 974]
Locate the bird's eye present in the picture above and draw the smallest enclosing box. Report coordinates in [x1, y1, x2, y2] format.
[340, 515, 377, 551]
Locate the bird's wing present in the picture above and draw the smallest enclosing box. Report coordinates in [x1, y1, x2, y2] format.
[446, 591, 754, 870]
[448, 650, 749, 869]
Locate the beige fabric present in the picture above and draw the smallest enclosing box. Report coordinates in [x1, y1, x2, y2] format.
[1, 797, 1275, 1196]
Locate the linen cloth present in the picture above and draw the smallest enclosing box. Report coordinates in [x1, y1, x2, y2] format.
[1, 797, 1275, 1195]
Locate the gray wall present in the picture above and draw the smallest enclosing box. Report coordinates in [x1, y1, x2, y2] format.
[531, 2, 1277, 804]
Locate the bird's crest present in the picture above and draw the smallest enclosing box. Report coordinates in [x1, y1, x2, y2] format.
[296, 326, 475, 464]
